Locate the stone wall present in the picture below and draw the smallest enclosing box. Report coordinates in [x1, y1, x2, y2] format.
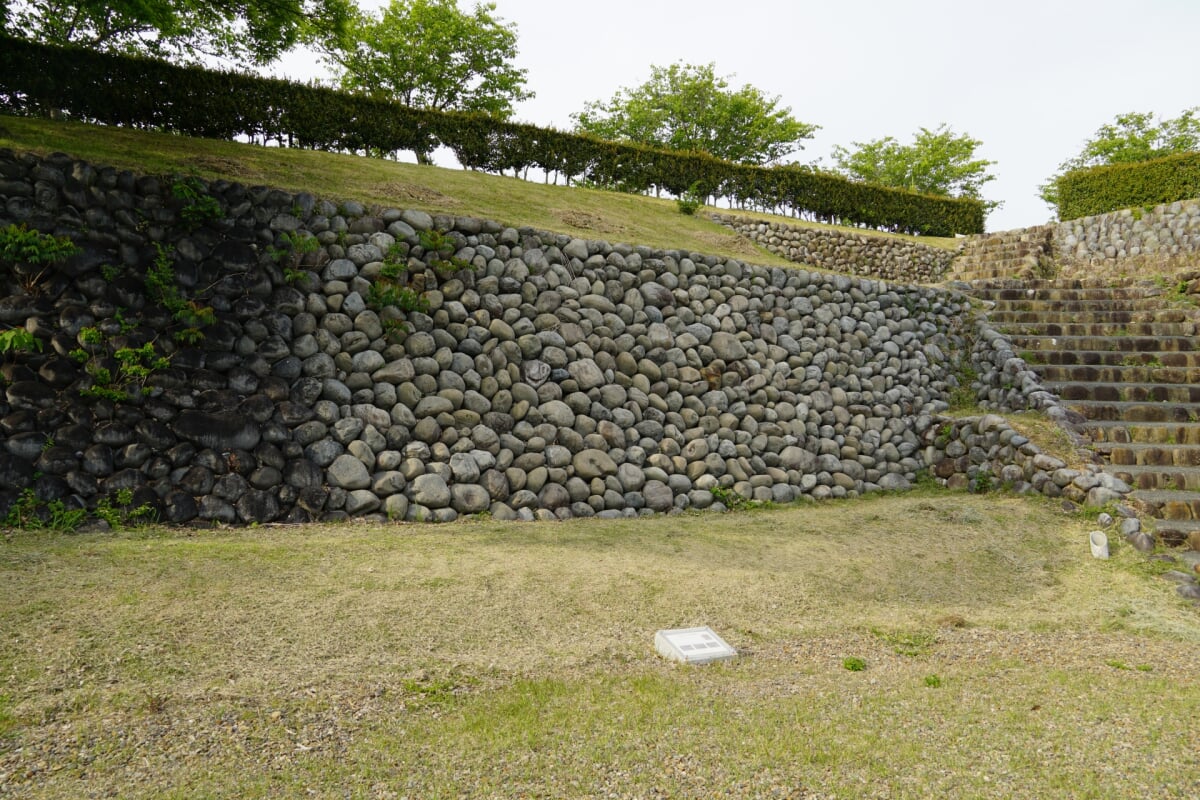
[949, 199, 1200, 283]
[921, 414, 1128, 506]
[1054, 199, 1200, 277]
[715, 214, 958, 283]
[947, 226, 1056, 283]
[0, 150, 1123, 526]
[727, 199, 1200, 287]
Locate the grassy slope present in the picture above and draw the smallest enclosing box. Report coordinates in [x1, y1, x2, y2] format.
[0, 114, 961, 266]
[0, 114, 798, 266]
[2, 494, 1198, 798]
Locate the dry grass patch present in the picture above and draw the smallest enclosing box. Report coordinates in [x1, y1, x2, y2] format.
[371, 181, 459, 207]
[1001, 410, 1096, 470]
[2, 492, 1198, 798]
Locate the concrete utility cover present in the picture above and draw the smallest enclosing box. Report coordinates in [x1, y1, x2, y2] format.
[654, 627, 737, 665]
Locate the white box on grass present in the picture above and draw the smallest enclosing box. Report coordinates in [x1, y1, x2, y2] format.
[654, 626, 737, 665]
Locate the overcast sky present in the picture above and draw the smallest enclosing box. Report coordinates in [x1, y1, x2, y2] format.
[276, 0, 1200, 232]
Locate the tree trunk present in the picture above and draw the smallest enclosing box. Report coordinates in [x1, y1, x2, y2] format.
[415, 150, 433, 166]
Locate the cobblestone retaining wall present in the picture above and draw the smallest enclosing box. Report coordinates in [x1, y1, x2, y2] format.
[0, 151, 1123, 526]
[715, 214, 958, 283]
[950, 200, 1200, 282]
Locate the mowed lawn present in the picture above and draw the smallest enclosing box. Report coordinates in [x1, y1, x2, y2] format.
[2, 491, 1199, 799]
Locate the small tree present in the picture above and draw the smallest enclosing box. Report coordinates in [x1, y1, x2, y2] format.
[1040, 108, 1200, 214]
[323, 0, 533, 164]
[831, 124, 998, 211]
[573, 62, 818, 167]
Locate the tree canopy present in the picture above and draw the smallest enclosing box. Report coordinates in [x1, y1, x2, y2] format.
[322, 0, 531, 163]
[831, 124, 998, 210]
[572, 62, 818, 166]
[1040, 108, 1200, 213]
[2, 0, 352, 65]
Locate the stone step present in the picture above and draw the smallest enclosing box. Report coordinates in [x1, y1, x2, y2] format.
[1023, 350, 1200, 368]
[1036, 364, 1200, 384]
[966, 276, 1200, 544]
[1140, 508, 1200, 547]
[1010, 335, 1196, 353]
[1106, 465, 1200, 492]
[977, 287, 1175, 303]
[1084, 421, 1200, 445]
[982, 299, 1192, 314]
[987, 308, 1194, 325]
[952, 270, 1036, 283]
[1046, 382, 1200, 404]
[1090, 442, 1200, 467]
[998, 321, 1196, 337]
[1064, 400, 1200, 423]
[1133, 490, 1200, 519]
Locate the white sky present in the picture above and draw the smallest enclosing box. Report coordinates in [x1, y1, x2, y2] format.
[276, 0, 1200, 232]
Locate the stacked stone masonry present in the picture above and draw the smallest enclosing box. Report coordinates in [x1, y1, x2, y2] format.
[0, 150, 1124, 525]
[715, 214, 958, 283]
[949, 199, 1200, 283]
[719, 200, 1200, 287]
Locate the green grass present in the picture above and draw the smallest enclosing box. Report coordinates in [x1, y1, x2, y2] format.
[2, 114, 1198, 798]
[0, 114, 959, 268]
[2, 492, 1198, 798]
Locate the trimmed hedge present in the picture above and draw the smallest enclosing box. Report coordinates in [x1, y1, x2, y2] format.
[0, 37, 984, 236]
[1056, 151, 1200, 221]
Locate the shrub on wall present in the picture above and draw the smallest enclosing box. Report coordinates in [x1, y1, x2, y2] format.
[1056, 151, 1200, 220]
[0, 36, 984, 236]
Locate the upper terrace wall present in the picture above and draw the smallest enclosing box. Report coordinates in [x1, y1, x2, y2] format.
[715, 214, 957, 283]
[950, 200, 1200, 283]
[720, 199, 1200, 286]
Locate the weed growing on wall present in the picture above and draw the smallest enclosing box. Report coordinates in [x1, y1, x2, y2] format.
[0, 225, 80, 355]
[367, 235, 477, 332]
[0, 328, 41, 358]
[72, 329, 170, 403]
[95, 489, 157, 528]
[3, 488, 87, 531]
[147, 244, 215, 344]
[0, 223, 80, 272]
[269, 231, 324, 283]
[170, 176, 223, 229]
[948, 359, 980, 411]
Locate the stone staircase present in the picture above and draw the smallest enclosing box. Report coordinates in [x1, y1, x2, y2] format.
[948, 225, 1056, 283]
[968, 278, 1200, 548]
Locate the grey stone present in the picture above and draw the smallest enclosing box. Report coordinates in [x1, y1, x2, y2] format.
[878, 473, 912, 491]
[540, 400, 575, 427]
[709, 332, 747, 361]
[574, 449, 618, 480]
[617, 463, 646, 492]
[642, 480, 674, 512]
[450, 452, 481, 482]
[411, 474, 451, 508]
[451, 484, 491, 514]
[328, 454, 371, 490]
[344, 490, 381, 515]
[567, 358, 606, 390]
[384, 493, 409, 520]
[401, 209, 434, 230]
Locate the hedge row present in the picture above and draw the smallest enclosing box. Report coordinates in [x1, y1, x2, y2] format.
[0, 37, 984, 236]
[1056, 151, 1200, 221]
